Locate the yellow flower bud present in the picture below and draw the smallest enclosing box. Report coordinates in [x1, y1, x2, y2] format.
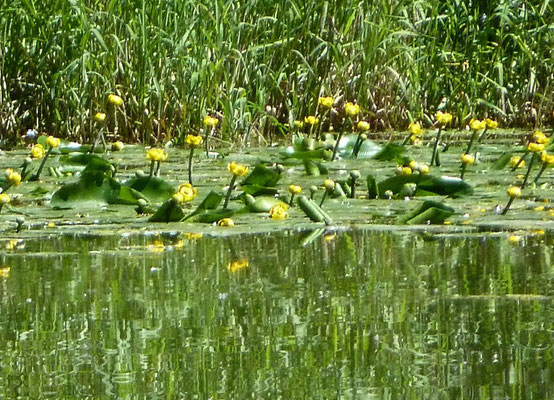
[304, 115, 319, 126]
[217, 218, 234, 227]
[357, 121, 370, 131]
[509, 156, 525, 168]
[227, 161, 249, 176]
[0, 193, 10, 205]
[269, 203, 289, 220]
[507, 186, 522, 198]
[94, 112, 107, 122]
[5, 169, 21, 186]
[318, 96, 334, 109]
[469, 118, 486, 131]
[532, 131, 548, 144]
[203, 115, 219, 127]
[527, 142, 545, 153]
[111, 141, 124, 151]
[288, 185, 302, 195]
[108, 94, 124, 106]
[46, 135, 60, 148]
[146, 148, 169, 162]
[540, 152, 554, 165]
[30, 143, 45, 159]
[185, 134, 203, 147]
[435, 111, 453, 126]
[324, 179, 335, 191]
[484, 118, 498, 129]
[344, 102, 360, 117]
[460, 153, 475, 165]
[408, 122, 423, 136]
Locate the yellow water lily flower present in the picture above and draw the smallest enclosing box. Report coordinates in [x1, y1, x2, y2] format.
[469, 119, 486, 131]
[288, 185, 302, 195]
[507, 186, 522, 198]
[227, 161, 249, 176]
[46, 135, 60, 148]
[460, 153, 475, 165]
[217, 218, 235, 227]
[94, 112, 106, 122]
[146, 148, 169, 162]
[540, 152, 554, 165]
[344, 102, 360, 117]
[111, 141, 124, 151]
[527, 142, 545, 153]
[108, 94, 124, 106]
[484, 118, 498, 129]
[304, 115, 319, 126]
[30, 143, 45, 159]
[318, 96, 334, 109]
[178, 183, 198, 201]
[357, 121, 370, 131]
[0, 193, 10, 205]
[408, 122, 423, 136]
[5, 169, 21, 186]
[172, 193, 186, 203]
[435, 111, 453, 126]
[227, 259, 249, 272]
[203, 115, 219, 127]
[509, 156, 525, 168]
[269, 203, 289, 220]
[532, 131, 548, 144]
[185, 134, 203, 147]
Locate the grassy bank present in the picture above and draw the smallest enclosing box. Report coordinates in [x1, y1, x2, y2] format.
[1, 0, 553, 145]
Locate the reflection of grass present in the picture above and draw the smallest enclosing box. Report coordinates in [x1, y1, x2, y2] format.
[1, 1, 553, 144]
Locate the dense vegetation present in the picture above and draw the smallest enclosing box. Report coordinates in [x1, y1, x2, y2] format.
[1, 0, 553, 145]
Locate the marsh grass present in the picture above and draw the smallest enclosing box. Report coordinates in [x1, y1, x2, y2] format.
[1, 0, 553, 146]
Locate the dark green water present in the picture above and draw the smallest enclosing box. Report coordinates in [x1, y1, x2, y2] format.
[0, 229, 552, 399]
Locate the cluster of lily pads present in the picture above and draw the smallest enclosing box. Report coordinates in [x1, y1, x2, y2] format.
[1, 94, 553, 229]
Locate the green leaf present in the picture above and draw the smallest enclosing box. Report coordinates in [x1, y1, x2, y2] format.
[241, 197, 287, 213]
[148, 199, 185, 223]
[303, 159, 329, 176]
[367, 175, 379, 199]
[297, 195, 332, 224]
[397, 200, 455, 225]
[116, 186, 148, 205]
[185, 208, 234, 223]
[491, 152, 513, 170]
[51, 172, 121, 208]
[123, 176, 175, 203]
[378, 175, 473, 197]
[241, 164, 281, 187]
[372, 143, 405, 162]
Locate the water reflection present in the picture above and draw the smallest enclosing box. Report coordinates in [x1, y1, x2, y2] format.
[0, 229, 552, 399]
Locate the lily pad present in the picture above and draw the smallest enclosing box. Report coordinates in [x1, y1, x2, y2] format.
[297, 195, 332, 224]
[372, 143, 405, 162]
[123, 176, 175, 203]
[51, 171, 121, 208]
[397, 200, 455, 225]
[148, 198, 185, 223]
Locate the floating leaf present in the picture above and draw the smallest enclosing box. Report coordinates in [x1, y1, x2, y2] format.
[366, 175, 379, 199]
[51, 172, 120, 208]
[240, 164, 281, 196]
[397, 200, 455, 225]
[182, 190, 225, 222]
[241, 196, 287, 213]
[378, 175, 473, 197]
[297, 195, 332, 224]
[123, 176, 175, 203]
[372, 143, 405, 162]
[491, 152, 513, 170]
[303, 159, 329, 176]
[148, 199, 185, 223]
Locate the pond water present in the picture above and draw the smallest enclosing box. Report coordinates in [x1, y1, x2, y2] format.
[0, 228, 552, 399]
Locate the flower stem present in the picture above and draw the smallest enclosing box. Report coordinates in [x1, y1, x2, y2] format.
[331, 132, 343, 161]
[521, 153, 536, 188]
[154, 161, 161, 177]
[476, 126, 488, 144]
[188, 147, 195, 185]
[205, 127, 214, 158]
[148, 160, 155, 177]
[29, 147, 53, 181]
[349, 177, 357, 198]
[501, 198, 515, 215]
[464, 130, 479, 157]
[223, 174, 237, 209]
[289, 194, 295, 206]
[430, 127, 442, 166]
[460, 164, 467, 180]
[533, 163, 547, 185]
[319, 190, 329, 207]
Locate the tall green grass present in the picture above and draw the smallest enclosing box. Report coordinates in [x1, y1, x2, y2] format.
[1, 0, 552, 145]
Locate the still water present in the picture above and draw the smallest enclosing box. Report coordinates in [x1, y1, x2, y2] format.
[0, 228, 552, 399]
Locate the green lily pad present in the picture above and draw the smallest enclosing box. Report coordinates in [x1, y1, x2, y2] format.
[51, 171, 121, 208]
[123, 176, 175, 203]
[297, 195, 332, 224]
[148, 198, 185, 223]
[303, 160, 329, 176]
[372, 143, 405, 162]
[491, 152, 513, 170]
[241, 196, 287, 213]
[377, 175, 473, 197]
[397, 200, 455, 225]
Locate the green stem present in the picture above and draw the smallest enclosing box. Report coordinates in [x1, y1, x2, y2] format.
[476, 126, 488, 144]
[319, 191, 328, 207]
[331, 132, 343, 161]
[223, 174, 237, 209]
[188, 147, 194, 185]
[401, 134, 411, 146]
[521, 153, 536, 188]
[501, 197, 515, 215]
[464, 130, 479, 156]
[349, 178, 357, 198]
[430, 127, 442, 166]
[154, 161, 161, 177]
[460, 164, 467, 180]
[149, 160, 155, 177]
[29, 147, 53, 181]
[205, 127, 214, 158]
[533, 163, 547, 185]
[289, 194, 295, 206]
